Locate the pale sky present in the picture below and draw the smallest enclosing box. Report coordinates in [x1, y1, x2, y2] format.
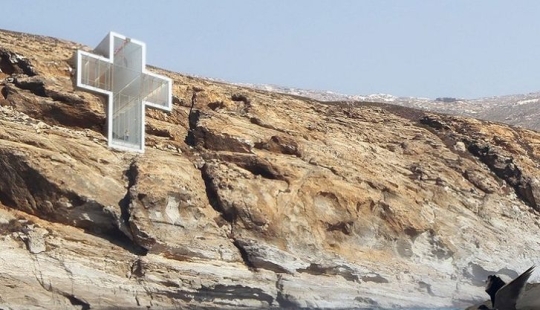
[3, 1, 540, 99]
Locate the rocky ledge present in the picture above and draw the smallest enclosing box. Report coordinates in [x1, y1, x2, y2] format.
[1, 29, 540, 309]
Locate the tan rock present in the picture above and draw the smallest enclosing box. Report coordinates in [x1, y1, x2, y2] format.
[125, 150, 241, 261]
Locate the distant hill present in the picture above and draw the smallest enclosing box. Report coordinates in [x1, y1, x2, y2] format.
[239, 83, 540, 131]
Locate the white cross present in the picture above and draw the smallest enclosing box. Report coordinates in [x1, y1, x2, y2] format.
[76, 32, 172, 152]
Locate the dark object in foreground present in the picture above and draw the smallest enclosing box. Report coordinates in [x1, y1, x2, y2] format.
[479, 266, 535, 310]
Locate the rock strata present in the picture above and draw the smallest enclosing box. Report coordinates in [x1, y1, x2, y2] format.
[0, 28, 540, 309]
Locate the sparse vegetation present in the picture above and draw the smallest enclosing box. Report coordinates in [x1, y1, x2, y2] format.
[0, 218, 27, 234]
[435, 97, 459, 103]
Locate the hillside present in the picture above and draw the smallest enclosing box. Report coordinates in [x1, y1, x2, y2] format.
[1, 29, 540, 309]
[241, 84, 540, 132]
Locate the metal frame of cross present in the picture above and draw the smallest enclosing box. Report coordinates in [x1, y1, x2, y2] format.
[76, 32, 172, 153]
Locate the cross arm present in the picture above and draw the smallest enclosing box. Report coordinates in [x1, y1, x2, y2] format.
[77, 51, 113, 94]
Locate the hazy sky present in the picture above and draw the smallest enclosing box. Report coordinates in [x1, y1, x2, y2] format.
[3, 1, 540, 99]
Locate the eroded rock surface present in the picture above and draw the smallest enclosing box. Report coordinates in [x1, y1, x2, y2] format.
[1, 28, 540, 309]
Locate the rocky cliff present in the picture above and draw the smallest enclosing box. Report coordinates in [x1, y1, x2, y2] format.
[1, 29, 540, 309]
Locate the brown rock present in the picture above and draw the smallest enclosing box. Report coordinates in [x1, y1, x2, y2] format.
[124, 151, 241, 261]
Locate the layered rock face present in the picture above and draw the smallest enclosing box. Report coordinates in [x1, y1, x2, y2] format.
[1, 29, 540, 309]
